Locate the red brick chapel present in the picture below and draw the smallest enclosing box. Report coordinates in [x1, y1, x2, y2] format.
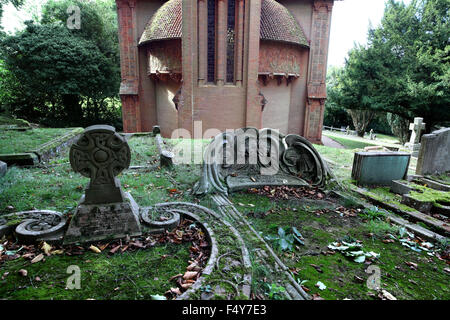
[115, 0, 338, 143]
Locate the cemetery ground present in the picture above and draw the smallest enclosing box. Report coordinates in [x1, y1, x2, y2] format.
[0, 131, 449, 300]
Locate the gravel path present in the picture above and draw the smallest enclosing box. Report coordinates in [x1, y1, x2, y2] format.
[321, 135, 345, 149]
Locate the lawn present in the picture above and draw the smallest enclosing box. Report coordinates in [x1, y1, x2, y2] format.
[0, 242, 191, 300]
[322, 130, 403, 150]
[229, 191, 450, 300]
[0, 136, 201, 214]
[0, 128, 74, 154]
[1, 134, 448, 300]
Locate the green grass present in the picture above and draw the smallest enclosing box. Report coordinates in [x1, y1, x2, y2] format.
[230, 192, 450, 300]
[0, 128, 73, 154]
[0, 243, 191, 300]
[323, 131, 402, 149]
[0, 115, 30, 127]
[325, 135, 377, 149]
[0, 136, 202, 215]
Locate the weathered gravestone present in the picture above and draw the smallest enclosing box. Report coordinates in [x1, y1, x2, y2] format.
[406, 117, 426, 157]
[0, 160, 6, 177]
[193, 128, 328, 195]
[352, 152, 411, 186]
[369, 129, 376, 140]
[416, 127, 450, 176]
[64, 125, 141, 244]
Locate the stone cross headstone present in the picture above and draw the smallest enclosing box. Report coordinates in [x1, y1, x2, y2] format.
[406, 117, 426, 157]
[346, 126, 350, 135]
[64, 125, 141, 244]
[369, 129, 375, 140]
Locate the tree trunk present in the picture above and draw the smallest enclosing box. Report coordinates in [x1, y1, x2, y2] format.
[347, 109, 375, 138]
[62, 94, 83, 124]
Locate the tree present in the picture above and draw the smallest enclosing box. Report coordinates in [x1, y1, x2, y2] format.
[387, 113, 410, 144]
[324, 66, 352, 128]
[327, 0, 449, 140]
[1, 21, 114, 125]
[369, 0, 450, 131]
[0, 0, 121, 127]
[327, 45, 383, 136]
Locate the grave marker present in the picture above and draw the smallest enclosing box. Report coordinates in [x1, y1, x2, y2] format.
[416, 127, 450, 176]
[64, 125, 141, 244]
[406, 117, 426, 157]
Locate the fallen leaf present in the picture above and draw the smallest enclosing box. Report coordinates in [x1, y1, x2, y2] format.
[181, 283, 193, 290]
[31, 253, 44, 264]
[186, 262, 200, 271]
[183, 271, 198, 280]
[41, 242, 52, 255]
[312, 293, 325, 300]
[381, 289, 396, 300]
[18, 269, 28, 277]
[169, 273, 183, 281]
[405, 261, 418, 270]
[109, 245, 120, 254]
[310, 264, 323, 273]
[89, 245, 101, 253]
[170, 287, 182, 295]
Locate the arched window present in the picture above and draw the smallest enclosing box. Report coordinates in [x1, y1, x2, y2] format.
[207, 0, 216, 83]
[226, 0, 236, 83]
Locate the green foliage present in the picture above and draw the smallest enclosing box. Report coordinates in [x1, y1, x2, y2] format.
[386, 112, 410, 144]
[264, 283, 286, 300]
[324, 66, 352, 128]
[0, 0, 121, 128]
[359, 206, 387, 221]
[328, 0, 450, 136]
[264, 226, 305, 252]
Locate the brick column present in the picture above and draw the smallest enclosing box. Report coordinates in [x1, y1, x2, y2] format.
[116, 0, 140, 132]
[244, 0, 262, 128]
[179, 0, 197, 134]
[304, 0, 334, 144]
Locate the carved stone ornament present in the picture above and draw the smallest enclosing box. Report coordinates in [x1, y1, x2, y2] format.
[193, 128, 329, 196]
[69, 124, 131, 204]
[64, 125, 141, 244]
[0, 210, 66, 244]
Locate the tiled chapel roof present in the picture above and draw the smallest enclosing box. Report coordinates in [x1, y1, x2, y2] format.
[139, 0, 309, 47]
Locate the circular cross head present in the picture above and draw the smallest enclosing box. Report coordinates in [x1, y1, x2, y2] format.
[69, 125, 131, 185]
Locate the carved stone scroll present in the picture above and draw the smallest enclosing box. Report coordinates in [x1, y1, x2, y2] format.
[193, 128, 329, 195]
